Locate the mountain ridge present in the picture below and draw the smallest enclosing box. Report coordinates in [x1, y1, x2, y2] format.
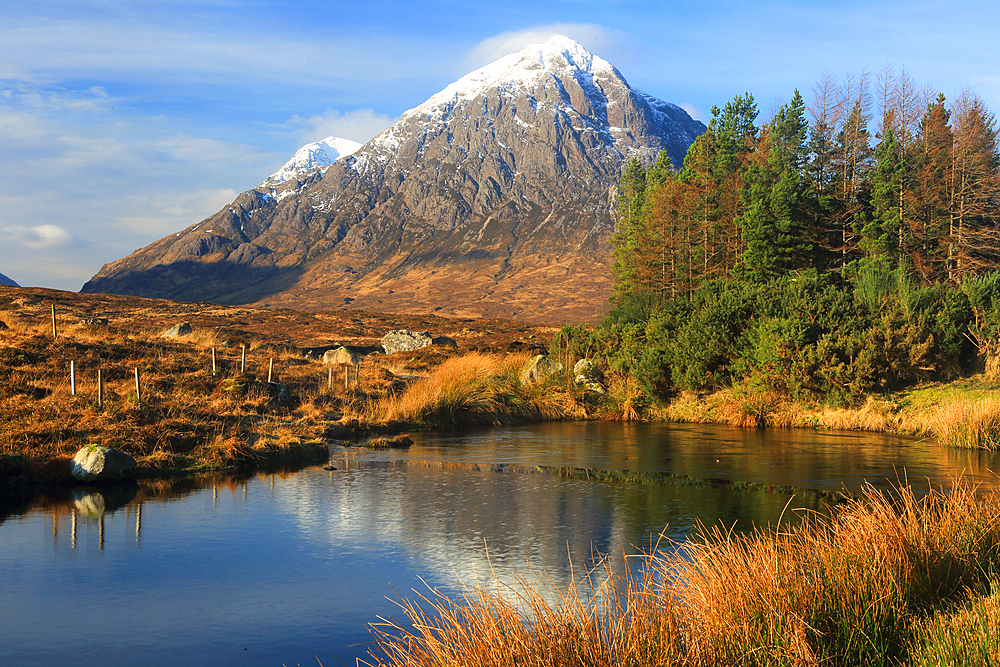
[83, 36, 705, 323]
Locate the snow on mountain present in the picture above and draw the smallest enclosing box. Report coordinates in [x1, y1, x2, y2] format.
[0, 272, 19, 287]
[262, 136, 362, 187]
[364, 35, 699, 171]
[416, 35, 613, 118]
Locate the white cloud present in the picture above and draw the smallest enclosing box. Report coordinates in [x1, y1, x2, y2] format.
[466, 24, 631, 69]
[0, 224, 74, 249]
[679, 103, 705, 122]
[288, 109, 398, 146]
[0, 82, 279, 290]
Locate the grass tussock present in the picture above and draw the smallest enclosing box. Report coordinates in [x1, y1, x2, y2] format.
[373, 352, 578, 427]
[909, 583, 1000, 666]
[370, 480, 1000, 667]
[929, 397, 1000, 449]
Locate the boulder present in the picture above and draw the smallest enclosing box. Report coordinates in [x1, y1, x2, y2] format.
[265, 381, 290, 405]
[381, 330, 433, 355]
[520, 354, 564, 384]
[323, 346, 359, 366]
[161, 322, 193, 338]
[573, 359, 606, 395]
[70, 445, 137, 482]
[432, 335, 457, 347]
[573, 359, 603, 384]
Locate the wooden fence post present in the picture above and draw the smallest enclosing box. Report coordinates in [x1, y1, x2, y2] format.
[97, 369, 104, 409]
[51, 305, 58, 339]
[328, 366, 333, 390]
[344, 365, 349, 390]
[268, 358, 274, 383]
[240, 345, 246, 373]
[70, 361, 76, 396]
[211, 347, 217, 374]
[134, 368, 142, 408]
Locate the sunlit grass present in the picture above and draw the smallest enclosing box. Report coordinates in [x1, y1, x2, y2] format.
[930, 397, 1000, 449]
[373, 352, 577, 426]
[369, 480, 1000, 667]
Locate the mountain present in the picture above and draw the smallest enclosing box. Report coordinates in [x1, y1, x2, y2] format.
[82, 36, 706, 323]
[261, 136, 362, 187]
[0, 272, 19, 287]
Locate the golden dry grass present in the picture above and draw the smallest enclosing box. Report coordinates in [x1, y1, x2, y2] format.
[929, 397, 1000, 449]
[370, 480, 1000, 667]
[371, 352, 579, 427]
[0, 309, 585, 480]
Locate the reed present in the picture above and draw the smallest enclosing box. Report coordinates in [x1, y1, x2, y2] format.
[369, 480, 1000, 667]
[929, 397, 1000, 449]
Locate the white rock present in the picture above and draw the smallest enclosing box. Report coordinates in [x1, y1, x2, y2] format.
[71, 445, 137, 482]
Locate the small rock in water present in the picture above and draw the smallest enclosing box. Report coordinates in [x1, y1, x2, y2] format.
[365, 434, 414, 449]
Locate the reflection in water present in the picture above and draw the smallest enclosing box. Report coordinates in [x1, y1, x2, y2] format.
[1, 422, 998, 667]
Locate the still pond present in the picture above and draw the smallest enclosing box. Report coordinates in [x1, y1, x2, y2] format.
[2, 421, 998, 666]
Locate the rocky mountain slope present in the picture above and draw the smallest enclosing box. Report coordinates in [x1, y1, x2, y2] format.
[0, 272, 19, 287]
[82, 36, 705, 323]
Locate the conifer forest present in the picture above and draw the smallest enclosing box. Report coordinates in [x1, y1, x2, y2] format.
[587, 68, 1000, 405]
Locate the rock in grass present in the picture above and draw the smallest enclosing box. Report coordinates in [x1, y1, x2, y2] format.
[520, 354, 564, 384]
[381, 330, 432, 355]
[573, 359, 606, 395]
[71, 445, 137, 482]
[323, 346, 358, 366]
[0, 320, 8, 331]
[161, 322, 193, 338]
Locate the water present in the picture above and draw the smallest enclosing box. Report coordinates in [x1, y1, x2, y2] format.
[2, 422, 998, 666]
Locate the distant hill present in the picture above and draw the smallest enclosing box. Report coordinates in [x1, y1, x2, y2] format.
[0, 272, 19, 287]
[83, 36, 706, 323]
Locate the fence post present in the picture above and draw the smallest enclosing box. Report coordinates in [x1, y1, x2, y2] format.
[97, 369, 104, 409]
[328, 366, 333, 390]
[134, 368, 142, 408]
[240, 345, 246, 373]
[70, 361, 76, 396]
[344, 365, 349, 390]
[51, 305, 58, 339]
[211, 347, 217, 374]
[268, 358, 273, 383]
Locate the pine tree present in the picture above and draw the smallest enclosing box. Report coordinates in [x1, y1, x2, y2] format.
[863, 128, 905, 263]
[908, 94, 953, 281]
[611, 158, 649, 301]
[733, 107, 813, 282]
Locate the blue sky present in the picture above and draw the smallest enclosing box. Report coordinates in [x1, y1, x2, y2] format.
[3, 0, 1000, 290]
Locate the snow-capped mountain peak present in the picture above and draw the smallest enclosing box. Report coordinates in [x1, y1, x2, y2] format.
[417, 36, 611, 112]
[262, 136, 362, 187]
